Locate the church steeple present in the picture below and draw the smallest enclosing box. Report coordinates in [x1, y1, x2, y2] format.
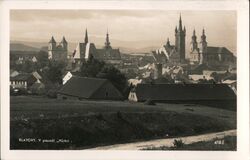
[166, 37, 170, 47]
[201, 28, 206, 42]
[190, 29, 198, 51]
[175, 14, 186, 62]
[105, 29, 111, 48]
[84, 28, 88, 44]
[175, 26, 178, 33]
[178, 14, 182, 31]
[61, 36, 68, 51]
[200, 28, 208, 64]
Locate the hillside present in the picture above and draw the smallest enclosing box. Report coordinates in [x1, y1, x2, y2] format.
[10, 96, 236, 150]
[10, 43, 40, 52]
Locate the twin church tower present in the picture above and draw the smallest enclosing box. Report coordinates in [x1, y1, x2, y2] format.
[172, 14, 207, 63]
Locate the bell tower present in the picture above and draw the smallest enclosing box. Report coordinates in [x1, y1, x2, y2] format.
[200, 28, 208, 64]
[190, 29, 198, 51]
[175, 14, 186, 63]
[48, 36, 56, 59]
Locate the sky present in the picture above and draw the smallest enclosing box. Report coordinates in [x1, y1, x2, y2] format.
[10, 10, 237, 53]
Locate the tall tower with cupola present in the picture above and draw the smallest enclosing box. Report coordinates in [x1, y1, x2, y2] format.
[199, 28, 208, 64]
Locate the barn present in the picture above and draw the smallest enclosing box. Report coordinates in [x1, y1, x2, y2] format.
[128, 83, 236, 109]
[57, 76, 124, 100]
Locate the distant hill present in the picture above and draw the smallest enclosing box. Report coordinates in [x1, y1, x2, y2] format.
[10, 43, 40, 52]
[10, 40, 159, 54]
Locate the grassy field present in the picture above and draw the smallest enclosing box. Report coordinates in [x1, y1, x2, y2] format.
[10, 96, 236, 150]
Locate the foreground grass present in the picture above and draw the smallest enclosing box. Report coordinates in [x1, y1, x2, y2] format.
[142, 136, 236, 151]
[10, 96, 236, 150]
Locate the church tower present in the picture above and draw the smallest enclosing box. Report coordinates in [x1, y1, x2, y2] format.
[199, 28, 208, 64]
[84, 28, 88, 44]
[105, 29, 111, 49]
[48, 36, 56, 59]
[190, 29, 198, 51]
[175, 14, 186, 63]
[61, 36, 68, 51]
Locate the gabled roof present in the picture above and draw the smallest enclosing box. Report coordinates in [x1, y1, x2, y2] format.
[132, 83, 236, 101]
[10, 73, 34, 81]
[96, 48, 121, 60]
[58, 76, 109, 98]
[207, 47, 234, 56]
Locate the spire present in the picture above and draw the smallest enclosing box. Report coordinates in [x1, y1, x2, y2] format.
[191, 29, 197, 45]
[175, 26, 178, 33]
[178, 13, 182, 30]
[49, 36, 56, 43]
[166, 37, 170, 46]
[105, 29, 111, 48]
[184, 26, 186, 33]
[201, 28, 206, 42]
[61, 36, 67, 43]
[84, 28, 88, 44]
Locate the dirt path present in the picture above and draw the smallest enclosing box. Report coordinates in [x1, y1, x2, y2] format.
[88, 129, 236, 150]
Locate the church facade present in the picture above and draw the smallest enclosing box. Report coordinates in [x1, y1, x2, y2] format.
[153, 15, 236, 67]
[189, 29, 236, 66]
[48, 36, 68, 61]
[72, 29, 121, 65]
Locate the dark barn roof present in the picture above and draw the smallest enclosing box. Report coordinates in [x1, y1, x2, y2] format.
[10, 73, 34, 81]
[58, 76, 123, 99]
[132, 83, 236, 101]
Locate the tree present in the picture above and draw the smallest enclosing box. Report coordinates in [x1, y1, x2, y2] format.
[37, 50, 49, 69]
[80, 56, 127, 94]
[44, 61, 65, 85]
[21, 59, 36, 73]
[97, 65, 127, 93]
[80, 55, 105, 77]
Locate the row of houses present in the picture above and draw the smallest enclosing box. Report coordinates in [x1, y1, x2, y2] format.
[10, 70, 45, 94]
[57, 74, 236, 108]
[10, 66, 236, 109]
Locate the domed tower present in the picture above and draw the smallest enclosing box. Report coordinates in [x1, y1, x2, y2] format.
[199, 28, 208, 64]
[48, 36, 56, 59]
[104, 29, 111, 49]
[190, 29, 198, 51]
[175, 14, 186, 63]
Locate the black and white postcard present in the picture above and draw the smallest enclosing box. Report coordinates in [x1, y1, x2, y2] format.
[0, 0, 249, 160]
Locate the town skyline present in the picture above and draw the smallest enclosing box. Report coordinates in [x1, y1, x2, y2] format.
[10, 10, 237, 54]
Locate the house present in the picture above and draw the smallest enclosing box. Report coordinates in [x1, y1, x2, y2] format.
[62, 71, 81, 85]
[128, 78, 142, 86]
[10, 73, 38, 89]
[57, 76, 123, 100]
[10, 70, 19, 77]
[188, 74, 214, 81]
[32, 71, 42, 82]
[128, 83, 236, 109]
[222, 80, 237, 94]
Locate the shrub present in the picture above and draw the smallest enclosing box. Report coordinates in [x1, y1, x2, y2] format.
[173, 139, 184, 148]
[144, 99, 155, 105]
[47, 90, 57, 99]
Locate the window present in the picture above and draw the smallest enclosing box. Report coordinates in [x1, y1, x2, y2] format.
[105, 92, 109, 97]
